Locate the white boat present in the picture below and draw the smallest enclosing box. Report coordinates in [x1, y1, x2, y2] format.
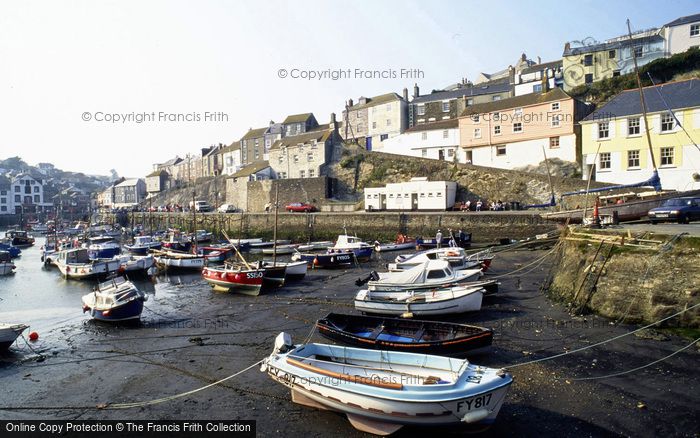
[55, 248, 121, 280]
[0, 251, 16, 275]
[354, 284, 485, 316]
[389, 247, 484, 272]
[114, 254, 155, 274]
[124, 235, 162, 255]
[261, 332, 513, 435]
[369, 260, 482, 292]
[250, 239, 292, 249]
[373, 234, 416, 252]
[274, 260, 308, 280]
[153, 250, 205, 271]
[81, 277, 147, 322]
[193, 229, 214, 243]
[296, 241, 334, 251]
[227, 237, 263, 245]
[0, 323, 29, 350]
[329, 234, 374, 260]
[262, 244, 298, 255]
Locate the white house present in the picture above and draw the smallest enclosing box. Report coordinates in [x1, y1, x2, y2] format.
[1, 174, 52, 214]
[513, 61, 563, 96]
[364, 178, 457, 211]
[222, 141, 242, 175]
[663, 13, 700, 55]
[375, 119, 465, 163]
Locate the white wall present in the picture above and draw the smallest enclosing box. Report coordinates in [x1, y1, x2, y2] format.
[514, 78, 557, 96]
[665, 20, 700, 55]
[467, 134, 577, 170]
[363, 181, 456, 211]
[222, 150, 242, 175]
[376, 127, 465, 163]
[367, 99, 407, 148]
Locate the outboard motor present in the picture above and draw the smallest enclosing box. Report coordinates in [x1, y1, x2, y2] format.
[273, 332, 294, 354]
[355, 270, 380, 286]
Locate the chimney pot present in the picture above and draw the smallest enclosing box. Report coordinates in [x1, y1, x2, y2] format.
[413, 83, 419, 98]
[402, 87, 408, 101]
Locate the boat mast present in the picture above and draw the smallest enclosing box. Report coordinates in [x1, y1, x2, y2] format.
[626, 19, 658, 173]
[272, 183, 279, 265]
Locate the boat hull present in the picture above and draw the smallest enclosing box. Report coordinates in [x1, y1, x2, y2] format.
[124, 242, 162, 255]
[0, 324, 28, 350]
[354, 288, 484, 316]
[374, 242, 415, 252]
[154, 255, 205, 271]
[202, 267, 264, 295]
[296, 252, 356, 268]
[279, 261, 307, 280]
[0, 262, 16, 275]
[56, 259, 121, 280]
[86, 298, 145, 322]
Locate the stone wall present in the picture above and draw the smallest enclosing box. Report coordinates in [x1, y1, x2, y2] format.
[547, 232, 700, 327]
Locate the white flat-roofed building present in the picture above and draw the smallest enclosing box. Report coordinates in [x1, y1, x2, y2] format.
[364, 178, 456, 211]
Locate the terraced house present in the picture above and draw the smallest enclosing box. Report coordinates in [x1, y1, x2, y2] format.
[580, 79, 700, 192]
[458, 87, 591, 170]
[342, 92, 407, 150]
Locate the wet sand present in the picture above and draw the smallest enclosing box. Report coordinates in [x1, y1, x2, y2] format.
[0, 248, 698, 437]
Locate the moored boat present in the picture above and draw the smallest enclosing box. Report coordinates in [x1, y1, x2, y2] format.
[373, 234, 416, 252]
[292, 250, 357, 268]
[329, 234, 374, 260]
[297, 241, 334, 251]
[0, 243, 21, 258]
[275, 260, 308, 280]
[81, 277, 147, 322]
[4, 230, 35, 248]
[124, 235, 162, 255]
[87, 236, 121, 259]
[261, 332, 513, 435]
[0, 323, 29, 350]
[161, 230, 192, 252]
[0, 251, 16, 275]
[415, 231, 471, 250]
[368, 260, 482, 292]
[316, 313, 493, 356]
[262, 244, 297, 255]
[55, 248, 121, 280]
[153, 249, 205, 271]
[114, 254, 155, 275]
[202, 264, 265, 295]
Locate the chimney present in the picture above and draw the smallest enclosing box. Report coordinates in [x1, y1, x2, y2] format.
[413, 83, 419, 98]
[269, 120, 275, 126]
[348, 98, 354, 107]
[564, 42, 571, 52]
[537, 56, 541, 64]
[402, 87, 408, 101]
[541, 70, 550, 94]
[329, 112, 337, 131]
[358, 96, 368, 105]
[521, 53, 527, 62]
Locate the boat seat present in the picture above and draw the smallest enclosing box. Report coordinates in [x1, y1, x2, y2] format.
[368, 324, 385, 340]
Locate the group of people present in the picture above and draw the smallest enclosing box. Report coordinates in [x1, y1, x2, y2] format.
[459, 199, 508, 212]
[434, 228, 467, 248]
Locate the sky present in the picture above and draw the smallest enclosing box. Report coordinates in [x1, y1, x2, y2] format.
[1, 0, 698, 178]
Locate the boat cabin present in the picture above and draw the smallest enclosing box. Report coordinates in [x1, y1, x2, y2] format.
[0, 251, 11, 263]
[59, 248, 91, 264]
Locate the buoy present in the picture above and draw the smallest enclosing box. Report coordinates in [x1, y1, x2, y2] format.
[29, 331, 39, 341]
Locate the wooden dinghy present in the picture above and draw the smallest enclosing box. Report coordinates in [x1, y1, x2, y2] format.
[316, 313, 493, 356]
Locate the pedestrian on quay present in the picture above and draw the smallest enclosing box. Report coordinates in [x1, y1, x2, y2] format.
[465, 200, 471, 211]
[435, 229, 443, 249]
[476, 200, 482, 211]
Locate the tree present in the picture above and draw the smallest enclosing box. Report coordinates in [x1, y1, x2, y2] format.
[110, 169, 119, 180]
[0, 156, 28, 170]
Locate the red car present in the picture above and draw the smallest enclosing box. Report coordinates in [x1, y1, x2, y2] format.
[285, 202, 316, 212]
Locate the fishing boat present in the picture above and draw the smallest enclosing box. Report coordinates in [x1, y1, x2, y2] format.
[0, 251, 16, 275]
[0, 323, 29, 350]
[261, 332, 513, 435]
[124, 235, 162, 255]
[390, 247, 490, 272]
[161, 230, 192, 252]
[28, 222, 49, 234]
[55, 248, 121, 280]
[4, 230, 35, 248]
[88, 224, 122, 239]
[249, 239, 292, 249]
[316, 313, 493, 356]
[114, 254, 155, 275]
[296, 241, 334, 251]
[373, 234, 416, 252]
[329, 234, 374, 260]
[153, 249, 205, 271]
[41, 235, 75, 265]
[87, 235, 121, 259]
[202, 264, 267, 295]
[81, 277, 147, 322]
[0, 243, 21, 258]
[275, 260, 308, 280]
[193, 229, 214, 243]
[354, 283, 489, 316]
[366, 260, 482, 292]
[415, 231, 471, 250]
[262, 244, 298, 255]
[227, 237, 263, 246]
[292, 250, 357, 268]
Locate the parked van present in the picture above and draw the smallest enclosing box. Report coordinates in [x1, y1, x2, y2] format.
[190, 200, 212, 212]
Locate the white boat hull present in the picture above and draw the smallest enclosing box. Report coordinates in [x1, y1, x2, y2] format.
[374, 242, 415, 252]
[56, 259, 121, 279]
[154, 255, 205, 270]
[0, 324, 29, 350]
[355, 287, 484, 316]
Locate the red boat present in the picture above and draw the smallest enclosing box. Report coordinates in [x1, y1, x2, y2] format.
[202, 265, 264, 296]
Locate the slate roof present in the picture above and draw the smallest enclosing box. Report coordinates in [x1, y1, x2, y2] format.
[240, 127, 268, 140]
[115, 178, 143, 187]
[521, 60, 563, 75]
[269, 128, 332, 150]
[146, 170, 169, 178]
[563, 34, 664, 56]
[283, 113, 314, 124]
[411, 80, 512, 104]
[665, 13, 700, 27]
[231, 161, 270, 178]
[157, 156, 182, 167]
[582, 79, 700, 122]
[0, 175, 10, 189]
[461, 87, 572, 116]
[405, 119, 459, 133]
[221, 141, 241, 153]
[347, 93, 403, 111]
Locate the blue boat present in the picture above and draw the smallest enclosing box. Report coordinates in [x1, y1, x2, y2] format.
[328, 234, 374, 261]
[124, 235, 162, 255]
[292, 250, 357, 268]
[0, 243, 21, 258]
[81, 277, 147, 322]
[87, 236, 122, 259]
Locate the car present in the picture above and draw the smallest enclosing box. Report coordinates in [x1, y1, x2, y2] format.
[217, 204, 238, 213]
[648, 197, 700, 224]
[190, 200, 212, 212]
[285, 202, 316, 213]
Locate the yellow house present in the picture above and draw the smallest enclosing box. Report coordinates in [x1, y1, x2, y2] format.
[580, 79, 700, 192]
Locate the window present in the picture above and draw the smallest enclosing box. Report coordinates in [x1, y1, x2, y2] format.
[380, 134, 388, 141]
[307, 152, 313, 162]
[357, 124, 362, 132]
[421, 132, 428, 141]
[514, 108, 523, 117]
[0, 206, 5, 212]
[633, 46, 643, 58]
[549, 136, 560, 148]
[417, 104, 425, 115]
[660, 147, 674, 166]
[471, 115, 479, 122]
[426, 269, 447, 279]
[278, 156, 284, 164]
[466, 98, 473, 106]
[293, 155, 299, 163]
[628, 150, 640, 168]
[628, 117, 640, 135]
[386, 119, 391, 126]
[254, 149, 260, 160]
[442, 130, 449, 139]
[551, 102, 560, 111]
[447, 149, 454, 157]
[0, 198, 5, 204]
[533, 84, 542, 93]
[372, 121, 377, 129]
[585, 73, 593, 84]
[551, 114, 561, 127]
[494, 125, 501, 135]
[300, 170, 306, 178]
[692, 24, 700, 37]
[493, 113, 500, 122]
[466, 150, 473, 163]
[474, 128, 481, 139]
[14, 186, 19, 192]
[492, 95, 501, 102]
[279, 172, 287, 179]
[584, 54, 593, 66]
[33, 186, 39, 192]
[422, 149, 427, 157]
[442, 101, 450, 112]
[612, 70, 621, 77]
[14, 195, 20, 202]
[309, 169, 315, 178]
[598, 121, 609, 139]
[609, 50, 616, 58]
[0, 191, 5, 195]
[34, 195, 40, 203]
[599, 152, 611, 169]
[496, 146, 506, 156]
[513, 122, 523, 132]
[661, 112, 675, 132]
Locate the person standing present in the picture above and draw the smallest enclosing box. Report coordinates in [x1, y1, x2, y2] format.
[476, 200, 482, 211]
[435, 229, 443, 249]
